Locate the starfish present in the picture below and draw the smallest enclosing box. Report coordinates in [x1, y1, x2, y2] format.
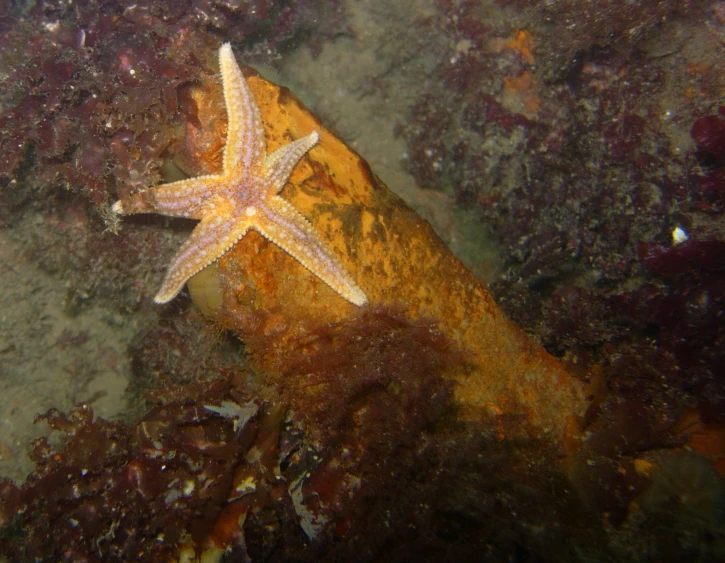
[112, 43, 367, 306]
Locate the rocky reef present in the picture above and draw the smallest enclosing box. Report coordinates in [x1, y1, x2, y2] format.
[1, 0, 724, 561]
[0, 61, 590, 561]
[399, 0, 725, 532]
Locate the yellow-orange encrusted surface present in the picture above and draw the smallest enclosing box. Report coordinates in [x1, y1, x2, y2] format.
[184, 66, 586, 445]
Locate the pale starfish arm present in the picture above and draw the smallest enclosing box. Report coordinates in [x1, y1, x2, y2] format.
[154, 213, 250, 303]
[264, 131, 319, 195]
[112, 176, 220, 219]
[219, 43, 266, 175]
[256, 197, 368, 306]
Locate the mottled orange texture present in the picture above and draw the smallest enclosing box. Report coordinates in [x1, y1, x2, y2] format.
[508, 30, 535, 65]
[185, 65, 587, 446]
[674, 408, 725, 476]
[503, 71, 541, 115]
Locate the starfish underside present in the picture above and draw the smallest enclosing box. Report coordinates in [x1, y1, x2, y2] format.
[112, 43, 367, 307]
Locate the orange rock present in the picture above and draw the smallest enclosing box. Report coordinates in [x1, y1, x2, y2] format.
[507, 30, 535, 65]
[674, 408, 725, 476]
[502, 71, 541, 115]
[633, 458, 654, 478]
[183, 67, 587, 447]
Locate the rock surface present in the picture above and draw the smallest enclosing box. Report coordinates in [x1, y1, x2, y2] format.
[186, 68, 587, 445]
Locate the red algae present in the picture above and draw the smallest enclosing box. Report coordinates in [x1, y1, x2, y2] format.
[0, 380, 258, 560]
[691, 111, 725, 158]
[2, 0, 725, 560]
[0, 312, 603, 562]
[395, 1, 725, 553]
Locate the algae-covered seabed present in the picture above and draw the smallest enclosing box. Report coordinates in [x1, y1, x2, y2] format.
[2, 2, 724, 560]
[0, 0, 489, 482]
[0, 229, 134, 482]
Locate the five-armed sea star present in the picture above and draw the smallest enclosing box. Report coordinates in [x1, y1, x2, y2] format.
[112, 43, 367, 306]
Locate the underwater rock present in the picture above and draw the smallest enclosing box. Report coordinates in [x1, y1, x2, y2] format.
[0, 55, 593, 563]
[183, 67, 587, 444]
